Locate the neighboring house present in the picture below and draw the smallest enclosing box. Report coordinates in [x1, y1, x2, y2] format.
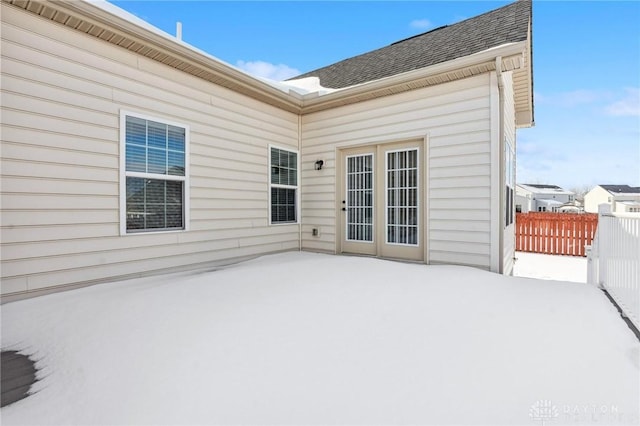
[584, 185, 640, 213]
[0, 0, 534, 298]
[515, 184, 576, 213]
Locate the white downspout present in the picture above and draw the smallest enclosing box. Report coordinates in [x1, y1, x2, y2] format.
[490, 57, 505, 273]
[298, 114, 302, 251]
[496, 56, 505, 274]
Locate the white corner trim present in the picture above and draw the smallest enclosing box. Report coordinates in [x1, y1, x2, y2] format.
[489, 73, 501, 273]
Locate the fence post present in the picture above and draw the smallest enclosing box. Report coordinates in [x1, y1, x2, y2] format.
[586, 244, 598, 287]
[596, 204, 611, 289]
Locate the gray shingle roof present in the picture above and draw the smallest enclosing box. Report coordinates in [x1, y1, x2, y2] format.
[600, 185, 640, 194]
[524, 184, 563, 190]
[290, 0, 531, 89]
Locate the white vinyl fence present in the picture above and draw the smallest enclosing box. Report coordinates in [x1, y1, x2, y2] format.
[587, 205, 640, 330]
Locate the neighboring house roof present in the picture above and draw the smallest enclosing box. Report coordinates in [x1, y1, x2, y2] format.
[292, 0, 531, 89]
[599, 185, 640, 194]
[517, 183, 574, 196]
[523, 184, 562, 190]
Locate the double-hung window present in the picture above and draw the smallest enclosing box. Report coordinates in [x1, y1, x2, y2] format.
[120, 111, 189, 234]
[269, 146, 298, 224]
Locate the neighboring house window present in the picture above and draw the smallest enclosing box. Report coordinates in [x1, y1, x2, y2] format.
[538, 206, 546, 212]
[516, 205, 522, 213]
[270, 146, 298, 224]
[120, 112, 189, 234]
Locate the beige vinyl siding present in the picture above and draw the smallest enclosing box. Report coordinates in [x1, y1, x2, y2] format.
[502, 72, 517, 275]
[0, 4, 299, 295]
[513, 46, 533, 126]
[301, 74, 493, 269]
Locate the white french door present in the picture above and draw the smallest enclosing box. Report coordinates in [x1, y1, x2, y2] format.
[341, 147, 376, 255]
[340, 141, 423, 261]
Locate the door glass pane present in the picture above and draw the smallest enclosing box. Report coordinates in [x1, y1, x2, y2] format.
[346, 154, 374, 242]
[386, 149, 418, 245]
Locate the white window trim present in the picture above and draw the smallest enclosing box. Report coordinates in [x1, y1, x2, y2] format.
[268, 144, 300, 225]
[384, 147, 420, 247]
[345, 152, 375, 244]
[119, 110, 190, 235]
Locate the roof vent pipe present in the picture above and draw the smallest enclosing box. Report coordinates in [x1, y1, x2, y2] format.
[176, 22, 182, 41]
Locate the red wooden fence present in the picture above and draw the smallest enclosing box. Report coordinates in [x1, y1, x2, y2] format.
[515, 212, 598, 257]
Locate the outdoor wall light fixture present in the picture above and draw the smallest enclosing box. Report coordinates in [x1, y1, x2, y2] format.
[314, 160, 324, 170]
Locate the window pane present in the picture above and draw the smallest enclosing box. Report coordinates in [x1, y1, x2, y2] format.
[126, 177, 145, 204]
[271, 187, 296, 223]
[126, 177, 183, 231]
[166, 181, 183, 203]
[126, 144, 146, 172]
[125, 116, 186, 177]
[145, 203, 165, 229]
[166, 204, 183, 228]
[168, 151, 185, 176]
[147, 121, 167, 149]
[168, 126, 185, 151]
[288, 151, 297, 168]
[126, 117, 146, 146]
[270, 148, 297, 186]
[145, 179, 165, 204]
[148, 148, 167, 174]
[127, 203, 145, 230]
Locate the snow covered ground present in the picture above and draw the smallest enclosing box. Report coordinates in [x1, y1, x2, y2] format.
[514, 251, 587, 283]
[2, 252, 638, 425]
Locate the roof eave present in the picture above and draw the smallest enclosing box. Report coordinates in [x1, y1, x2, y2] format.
[515, 16, 534, 128]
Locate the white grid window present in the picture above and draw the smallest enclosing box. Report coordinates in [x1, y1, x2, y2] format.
[270, 147, 298, 224]
[120, 112, 188, 234]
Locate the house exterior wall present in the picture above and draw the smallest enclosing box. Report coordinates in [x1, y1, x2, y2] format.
[515, 190, 532, 213]
[516, 185, 574, 213]
[1, 5, 300, 296]
[300, 74, 496, 270]
[584, 186, 611, 213]
[533, 193, 574, 212]
[614, 201, 640, 213]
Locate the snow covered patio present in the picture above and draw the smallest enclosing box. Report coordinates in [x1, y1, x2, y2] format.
[1, 252, 638, 425]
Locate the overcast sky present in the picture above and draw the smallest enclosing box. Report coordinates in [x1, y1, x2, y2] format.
[110, 1, 640, 191]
